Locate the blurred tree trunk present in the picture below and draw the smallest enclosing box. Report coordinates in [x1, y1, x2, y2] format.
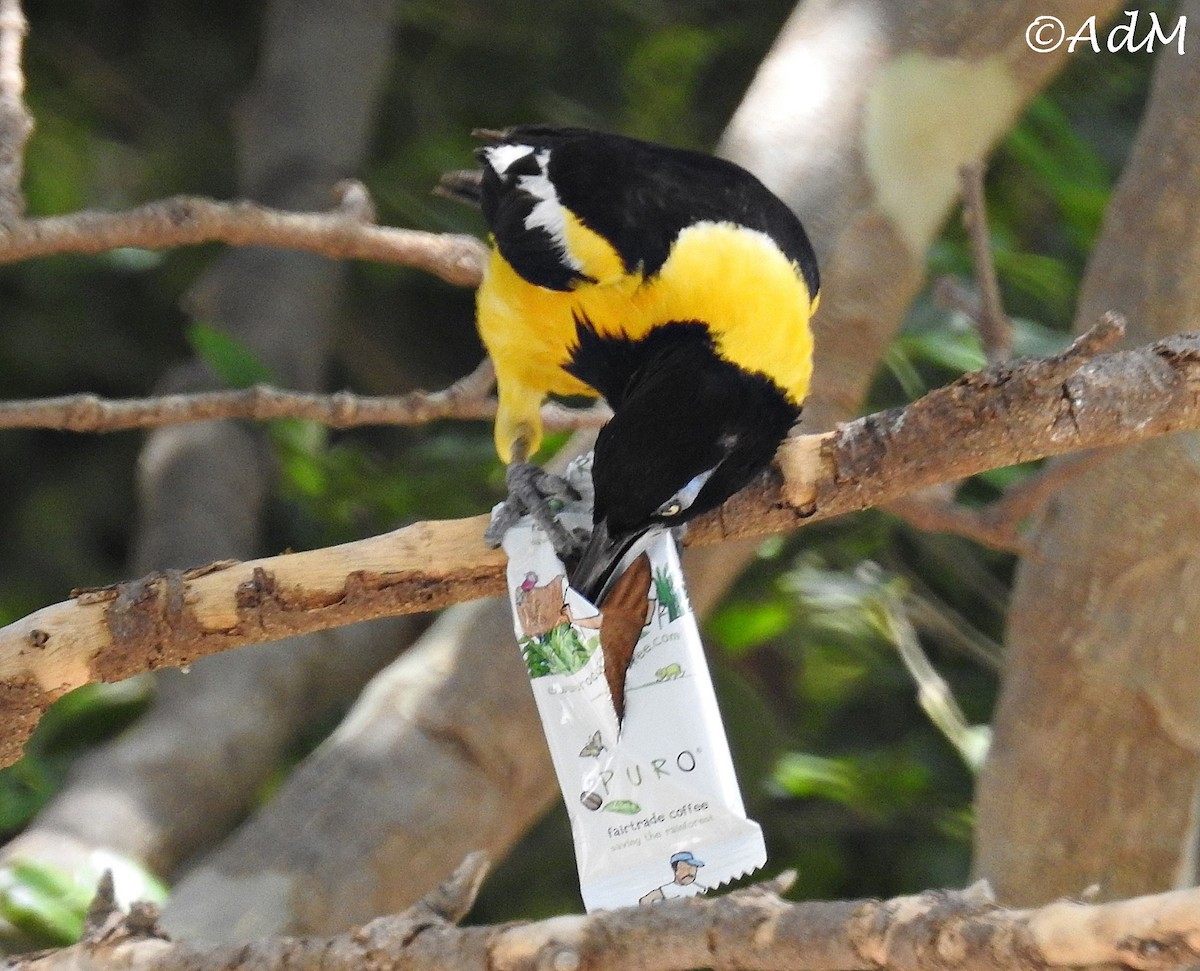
[723, 0, 1120, 430]
[160, 0, 1114, 940]
[1, 0, 413, 889]
[975, 0, 1200, 904]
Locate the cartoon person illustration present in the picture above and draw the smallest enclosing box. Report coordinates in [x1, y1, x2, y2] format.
[638, 851, 707, 904]
[514, 572, 609, 679]
[515, 571, 539, 606]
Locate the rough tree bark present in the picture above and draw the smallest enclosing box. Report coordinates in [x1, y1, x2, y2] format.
[159, 0, 1120, 940]
[975, 0, 1200, 905]
[0, 0, 413, 891]
[19, 861, 1200, 971]
[26, 315, 1200, 722]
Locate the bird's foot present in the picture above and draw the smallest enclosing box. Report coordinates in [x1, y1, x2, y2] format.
[486, 462, 589, 564]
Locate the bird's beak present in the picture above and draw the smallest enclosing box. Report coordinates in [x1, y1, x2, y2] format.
[570, 518, 664, 606]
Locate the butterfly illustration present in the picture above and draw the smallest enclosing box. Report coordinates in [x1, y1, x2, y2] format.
[579, 730, 606, 759]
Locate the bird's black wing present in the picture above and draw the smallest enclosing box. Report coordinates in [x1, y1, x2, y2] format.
[475, 131, 591, 292]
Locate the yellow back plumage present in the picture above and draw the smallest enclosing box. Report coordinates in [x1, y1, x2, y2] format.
[478, 217, 816, 462]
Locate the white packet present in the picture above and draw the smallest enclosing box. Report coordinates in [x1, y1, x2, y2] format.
[500, 455, 766, 911]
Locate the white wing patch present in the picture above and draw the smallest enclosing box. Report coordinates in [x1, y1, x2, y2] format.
[520, 149, 585, 274]
[482, 144, 583, 276]
[518, 150, 583, 273]
[483, 142, 535, 175]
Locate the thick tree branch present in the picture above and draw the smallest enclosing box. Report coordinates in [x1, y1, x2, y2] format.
[3, 317, 1199, 767]
[0, 187, 488, 287]
[14, 863, 1200, 971]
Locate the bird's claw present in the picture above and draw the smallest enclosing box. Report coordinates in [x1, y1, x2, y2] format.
[486, 462, 588, 565]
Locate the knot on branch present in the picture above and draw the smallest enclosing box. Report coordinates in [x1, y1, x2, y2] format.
[1151, 333, 1200, 365]
[164, 197, 201, 228]
[333, 180, 376, 224]
[82, 871, 169, 947]
[1023, 312, 1127, 388]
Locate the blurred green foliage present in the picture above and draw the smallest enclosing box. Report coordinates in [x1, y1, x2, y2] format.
[0, 680, 151, 821]
[0, 853, 167, 950]
[0, 0, 1157, 933]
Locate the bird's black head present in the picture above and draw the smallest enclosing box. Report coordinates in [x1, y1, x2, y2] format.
[569, 322, 800, 604]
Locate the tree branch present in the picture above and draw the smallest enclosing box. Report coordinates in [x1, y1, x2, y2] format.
[0, 187, 488, 287]
[959, 161, 1013, 363]
[15, 863, 1200, 971]
[884, 487, 1031, 556]
[0, 359, 609, 434]
[881, 449, 1106, 557]
[892, 309, 1123, 556]
[3, 316, 1199, 767]
[0, 312, 1115, 448]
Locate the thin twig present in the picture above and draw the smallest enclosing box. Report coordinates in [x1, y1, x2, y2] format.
[0, 364, 609, 434]
[932, 274, 981, 320]
[0, 3, 483, 283]
[0, 317, 1120, 443]
[885, 487, 1032, 556]
[0, 0, 32, 221]
[1024, 310, 1125, 383]
[878, 316, 1125, 554]
[882, 597, 991, 771]
[988, 448, 1108, 526]
[888, 447, 1104, 556]
[409, 852, 491, 925]
[899, 575, 1004, 672]
[960, 160, 1013, 362]
[442, 356, 496, 401]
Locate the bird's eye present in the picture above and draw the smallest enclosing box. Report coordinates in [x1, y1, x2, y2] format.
[655, 467, 718, 520]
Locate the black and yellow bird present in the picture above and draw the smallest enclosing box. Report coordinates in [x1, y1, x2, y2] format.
[452, 125, 819, 605]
